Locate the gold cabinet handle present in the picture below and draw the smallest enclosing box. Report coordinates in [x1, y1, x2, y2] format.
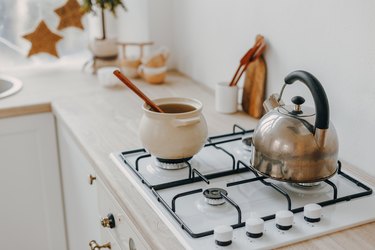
[89, 174, 97, 185]
[89, 240, 111, 250]
[101, 213, 116, 228]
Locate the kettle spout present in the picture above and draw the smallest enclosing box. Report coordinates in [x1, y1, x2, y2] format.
[314, 128, 328, 148]
[263, 93, 284, 112]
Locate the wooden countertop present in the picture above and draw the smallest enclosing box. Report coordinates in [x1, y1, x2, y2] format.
[0, 62, 102, 118]
[1, 66, 375, 249]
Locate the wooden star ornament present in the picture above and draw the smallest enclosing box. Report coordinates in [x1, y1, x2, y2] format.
[55, 0, 85, 30]
[23, 21, 63, 58]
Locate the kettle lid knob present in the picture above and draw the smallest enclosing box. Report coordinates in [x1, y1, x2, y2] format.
[291, 96, 305, 105]
[291, 96, 305, 113]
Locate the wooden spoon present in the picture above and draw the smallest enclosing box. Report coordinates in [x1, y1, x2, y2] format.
[113, 70, 164, 113]
[229, 35, 264, 87]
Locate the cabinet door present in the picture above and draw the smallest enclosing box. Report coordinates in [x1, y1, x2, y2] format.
[57, 120, 101, 250]
[0, 113, 67, 250]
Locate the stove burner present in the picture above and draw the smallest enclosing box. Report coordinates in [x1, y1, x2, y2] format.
[157, 157, 192, 164]
[292, 182, 322, 188]
[203, 188, 228, 206]
[155, 157, 192, 170]
[282, 181, 328, 195]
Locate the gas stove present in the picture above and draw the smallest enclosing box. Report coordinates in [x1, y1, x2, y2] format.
[110, 125, 375, 249]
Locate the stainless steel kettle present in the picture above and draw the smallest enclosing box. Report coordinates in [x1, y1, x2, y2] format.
[251, 70, 339, 183]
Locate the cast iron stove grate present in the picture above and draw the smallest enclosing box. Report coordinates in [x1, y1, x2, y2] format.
[118, 125, 373, 238]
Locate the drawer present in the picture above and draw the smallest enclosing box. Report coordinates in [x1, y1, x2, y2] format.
[97, 179, 150, 250]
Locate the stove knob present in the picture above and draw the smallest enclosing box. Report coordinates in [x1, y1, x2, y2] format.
[245, 217, 264, 238]
[275, 210, 294, 230]
[304, 203, 322, 223]
[214, 225, 233, 246]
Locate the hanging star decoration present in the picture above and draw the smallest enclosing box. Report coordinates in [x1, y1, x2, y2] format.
[54, 0, 85, 30]
[22, 21, 63, 58]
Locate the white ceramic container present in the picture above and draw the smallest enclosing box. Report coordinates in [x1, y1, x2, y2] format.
[215, 82, 238, 114]
[138, 65, 167, 84]
[139, 97, 208, 160]
[121, 57, 141, 78]
[89, 38, 118, 57]
[97, 67, 120, 87]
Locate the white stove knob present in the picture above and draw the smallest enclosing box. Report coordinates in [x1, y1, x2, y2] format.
[304, 203, 322, 223]
[214, 225, 233, 246]
[275, 210, 294, 230]
[246, 217, 264, 238]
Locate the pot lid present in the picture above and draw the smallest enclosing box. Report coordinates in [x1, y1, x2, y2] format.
[278, 105, 315, 117]
[277, 96, 315, 117]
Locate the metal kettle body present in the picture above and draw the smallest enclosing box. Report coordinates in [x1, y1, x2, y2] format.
[251, 70, 339, 183]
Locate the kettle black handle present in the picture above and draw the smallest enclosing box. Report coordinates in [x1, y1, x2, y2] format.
[284, 70, 329, 130]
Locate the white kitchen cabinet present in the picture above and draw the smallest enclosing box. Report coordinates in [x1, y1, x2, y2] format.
[0, 113, 67, 250]
[57, 119, 150, 250]
[57, 120, 101, 250]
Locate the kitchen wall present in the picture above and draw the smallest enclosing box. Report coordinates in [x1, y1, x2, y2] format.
[147, 0, 176, 67]
[157, 0, 375, 176]
[115, 0, 176, 67]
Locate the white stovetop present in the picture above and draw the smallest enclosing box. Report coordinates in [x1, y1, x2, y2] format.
[111, 130, 375, 250]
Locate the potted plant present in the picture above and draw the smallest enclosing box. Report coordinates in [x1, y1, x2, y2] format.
[81, 0, 126, 58]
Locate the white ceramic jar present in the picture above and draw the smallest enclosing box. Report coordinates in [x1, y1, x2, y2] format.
[97, 67, 120, 87]
[215, 82, 238, 114]
[138, 65, 167, 84]
[139, 97, 208, 161]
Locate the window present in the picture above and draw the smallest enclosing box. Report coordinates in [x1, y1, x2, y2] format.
[0, 0, 88, 68]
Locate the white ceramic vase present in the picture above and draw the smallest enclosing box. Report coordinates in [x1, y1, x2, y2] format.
[89, 38, 118, 58]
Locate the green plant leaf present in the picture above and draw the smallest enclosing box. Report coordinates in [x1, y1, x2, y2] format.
[81, 0, 126, 15]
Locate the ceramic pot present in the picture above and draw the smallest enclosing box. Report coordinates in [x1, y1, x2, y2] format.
[89, 38, 118, 58]
[138, 65, 167, 84]
[139, 97, 208, 161]
[121, 58, 141, 78]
